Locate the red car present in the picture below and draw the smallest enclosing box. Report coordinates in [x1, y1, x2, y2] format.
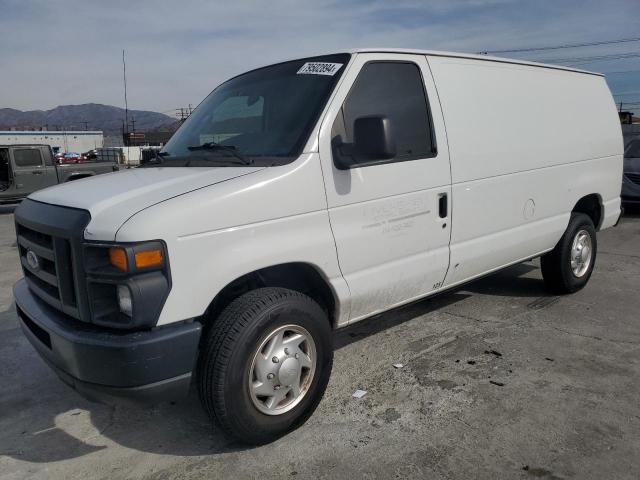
[57, 152, 85, 164]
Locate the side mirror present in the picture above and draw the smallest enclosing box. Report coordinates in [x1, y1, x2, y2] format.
[354, 115, 396, 161]
[333, 115, 396, 170]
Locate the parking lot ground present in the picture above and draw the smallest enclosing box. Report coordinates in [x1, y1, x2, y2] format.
[1, 205, 639, 480]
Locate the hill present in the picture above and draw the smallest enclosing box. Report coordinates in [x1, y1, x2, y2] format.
[0, 103, 176, 134]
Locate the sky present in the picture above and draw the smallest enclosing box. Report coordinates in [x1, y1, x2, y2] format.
[1, 0, 639, 116]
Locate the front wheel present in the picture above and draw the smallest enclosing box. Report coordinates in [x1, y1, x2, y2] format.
[197, 287, 333, 444]
[541, 212, 597, 294]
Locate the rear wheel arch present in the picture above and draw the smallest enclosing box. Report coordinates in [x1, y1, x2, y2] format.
[572, 194, 603, 230]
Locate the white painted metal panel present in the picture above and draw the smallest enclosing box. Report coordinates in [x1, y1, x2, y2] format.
[426, 55, 623, 286]
[317, 53, 452, 322]
[115, 154, 350, 326]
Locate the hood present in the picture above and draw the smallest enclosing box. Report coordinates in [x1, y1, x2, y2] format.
[30, 166, 263, 240]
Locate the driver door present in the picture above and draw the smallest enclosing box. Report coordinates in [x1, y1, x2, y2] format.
[318, 53, 452, 322]
[10, 147, 57, 195]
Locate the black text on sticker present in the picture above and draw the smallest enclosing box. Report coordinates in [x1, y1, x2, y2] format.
[297, 62, 343, 76]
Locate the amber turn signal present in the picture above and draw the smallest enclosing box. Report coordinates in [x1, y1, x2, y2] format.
[134, 249, 163, 269]
[109, 247, 128, 272]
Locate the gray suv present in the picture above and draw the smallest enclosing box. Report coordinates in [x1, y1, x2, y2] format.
[623, 138, 640, 205]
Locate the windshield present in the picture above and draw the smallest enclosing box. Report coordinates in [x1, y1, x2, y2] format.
[160, 53, 350, 167]
[625, 138, 640, 158]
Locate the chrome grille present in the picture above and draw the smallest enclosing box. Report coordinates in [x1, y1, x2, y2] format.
[14, 200, 90, 322]
[16, 223, 79, 318]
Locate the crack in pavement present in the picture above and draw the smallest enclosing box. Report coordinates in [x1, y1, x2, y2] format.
[549, 325, 640, 346]
[599, 251, 640, 260]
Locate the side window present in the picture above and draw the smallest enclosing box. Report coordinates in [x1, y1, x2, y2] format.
[0, 149, 9, 183]
[42, 147, 54, 166]
[332, 61, 435, 166]
[13, 149, 43, 168]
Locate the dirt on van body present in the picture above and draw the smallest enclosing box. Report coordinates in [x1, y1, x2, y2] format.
[1, 204, 639, 480]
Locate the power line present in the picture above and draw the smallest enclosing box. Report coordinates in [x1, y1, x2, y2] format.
[480, 36, 640, 55]
[603, 69, 640, 74]
[538, 52, 640, 65]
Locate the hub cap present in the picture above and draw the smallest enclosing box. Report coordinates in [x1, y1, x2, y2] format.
[570, 229, 592, 278]
[248, 325, 316, 416]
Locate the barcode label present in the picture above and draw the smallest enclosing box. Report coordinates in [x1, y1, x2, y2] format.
[297, 62, 343, 76]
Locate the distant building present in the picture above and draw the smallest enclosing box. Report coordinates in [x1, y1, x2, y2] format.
[122, 130, 175, 147]
[0, 130, 103, 153]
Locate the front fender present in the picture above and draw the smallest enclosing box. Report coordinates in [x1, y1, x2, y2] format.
[114, 153, 350, 327]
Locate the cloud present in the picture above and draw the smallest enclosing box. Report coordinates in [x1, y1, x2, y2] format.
[1, 0, 639, 113]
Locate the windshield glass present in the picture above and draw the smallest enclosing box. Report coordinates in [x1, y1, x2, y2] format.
[625, 138, 640, 158]
[161, 53, 350, 166]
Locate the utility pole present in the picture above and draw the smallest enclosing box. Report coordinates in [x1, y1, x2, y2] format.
[123, 49, 129, 135]
[81, 121, 89, 131]
[129, 117, 136, 133]
[177, 107, 192, 123]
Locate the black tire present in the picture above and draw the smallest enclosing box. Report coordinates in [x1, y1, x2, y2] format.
[541, 212, 597, 294]
[197, 287, 333, 445]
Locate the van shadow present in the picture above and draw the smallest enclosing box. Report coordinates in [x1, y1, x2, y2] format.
[460, 262, 547, 298]
[0, 263, 545, 463]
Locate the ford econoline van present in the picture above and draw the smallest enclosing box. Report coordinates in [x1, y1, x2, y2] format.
[13, 49, 623, 444]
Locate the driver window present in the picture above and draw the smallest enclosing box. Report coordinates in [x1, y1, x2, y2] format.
[331, 61, 436, 165]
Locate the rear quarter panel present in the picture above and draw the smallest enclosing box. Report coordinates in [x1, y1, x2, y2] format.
[57, 162, 116, 182]
[427, 56, 623, 286]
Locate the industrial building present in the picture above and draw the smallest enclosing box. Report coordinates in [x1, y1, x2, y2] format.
[0, 130, 103, 153]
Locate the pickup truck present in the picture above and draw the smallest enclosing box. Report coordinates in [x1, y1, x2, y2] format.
[0, 144, 119, 204]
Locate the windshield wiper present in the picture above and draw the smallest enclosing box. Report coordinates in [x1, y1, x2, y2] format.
[187, 142, 252, 165]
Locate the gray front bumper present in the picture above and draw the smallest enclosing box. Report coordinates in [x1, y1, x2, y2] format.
[14, 278, 202, 405]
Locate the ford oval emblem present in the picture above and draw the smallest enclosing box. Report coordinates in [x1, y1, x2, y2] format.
[26, 250, 40, 271]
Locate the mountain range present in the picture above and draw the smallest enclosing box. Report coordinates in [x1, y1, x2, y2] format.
[0, 104, 177, 134]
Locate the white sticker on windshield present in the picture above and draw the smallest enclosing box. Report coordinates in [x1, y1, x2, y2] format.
[297, 62, 343, 76]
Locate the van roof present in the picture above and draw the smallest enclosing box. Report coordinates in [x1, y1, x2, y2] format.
[345, 48, 603, 77]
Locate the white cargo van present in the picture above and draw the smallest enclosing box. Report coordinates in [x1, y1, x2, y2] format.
[13, 49, 623, 444]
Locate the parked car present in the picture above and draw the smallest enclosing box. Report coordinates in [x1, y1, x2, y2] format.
[0, 144, 119, 204]
[622, 137, 640, 205]
[12, 49, 623, 444]
[58, 152, 84, 164]
[83, 147, 124, 164]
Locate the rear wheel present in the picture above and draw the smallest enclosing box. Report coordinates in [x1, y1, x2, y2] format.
[541, 212, 597, 294]
[197, 287, 333, 444]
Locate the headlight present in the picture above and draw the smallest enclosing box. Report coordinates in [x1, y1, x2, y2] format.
[84, 240, 171, 329]
[109, 245, 164, 272]
[117, 284, 133, 316]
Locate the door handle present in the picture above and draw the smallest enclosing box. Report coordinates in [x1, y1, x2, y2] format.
[438, 193, 448, 218]
[32, 170, 43, 175]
